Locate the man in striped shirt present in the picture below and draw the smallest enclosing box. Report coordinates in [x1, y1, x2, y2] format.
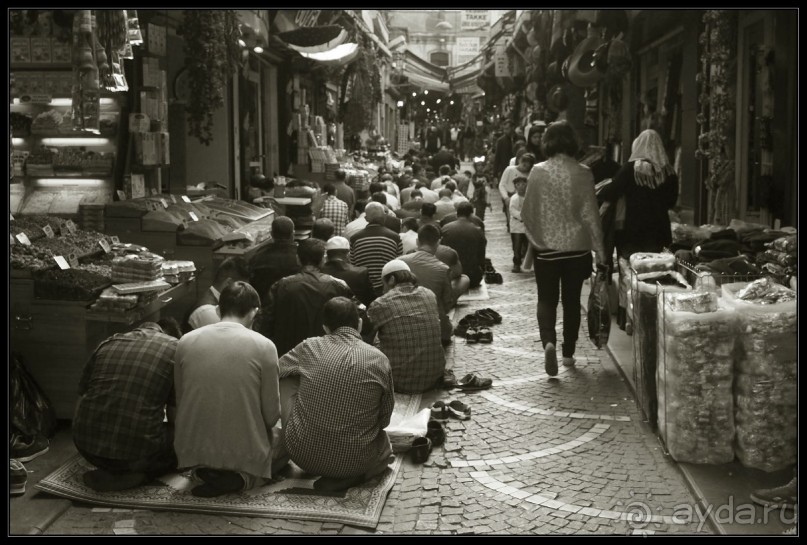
[318, 183, 349, 237]
[349, 202, 402, 296]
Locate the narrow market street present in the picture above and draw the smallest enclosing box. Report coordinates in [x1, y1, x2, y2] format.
[16, 194, 714, 536]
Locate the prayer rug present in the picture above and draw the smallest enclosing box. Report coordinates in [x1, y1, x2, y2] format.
[457, 280, 489, 302]
[36, 393, 422, 529]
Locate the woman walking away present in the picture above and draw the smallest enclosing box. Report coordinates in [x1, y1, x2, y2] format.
[597, 129, 678, 332]
[522, 122, 607, 377]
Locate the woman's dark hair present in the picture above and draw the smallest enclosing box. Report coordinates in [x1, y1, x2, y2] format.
[542, 121, 579, 158]
[323, 296, 360, 331]
[385, 270, 418, 287]
[516, 150, 536, 166]
[219, 281, 260, 318]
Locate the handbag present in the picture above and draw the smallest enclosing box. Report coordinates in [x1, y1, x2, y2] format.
[587, 270, 611, 349]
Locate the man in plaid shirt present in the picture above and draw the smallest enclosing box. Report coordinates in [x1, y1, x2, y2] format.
[318, 183, 349, 237]
[279, 297, 394, 492]
[367, 259, 446, 394]
[72, 318, 182, 492]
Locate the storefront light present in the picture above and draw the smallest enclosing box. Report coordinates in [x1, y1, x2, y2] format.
[33, 178, 106, 187]
[450, 100, 454, 105]
[12, 138, 25, 146]
[424, 90, 429, 95]
[40, 137, 111, 146]
[412, 92, 417, 97]
[436, 99, 441, 104]
[238, 38, 247, 48]
[397, 100, 404, 107]
[421, 101, 425, 106]
[253, 45, 264, 53]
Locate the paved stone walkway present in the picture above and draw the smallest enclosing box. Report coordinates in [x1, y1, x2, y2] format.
[44, 197, 711, 535]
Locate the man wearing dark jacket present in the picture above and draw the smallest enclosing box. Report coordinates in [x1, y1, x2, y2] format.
[321, 236, 376, 307]
[249, 216, 301, 305]
[494, 118, 515, 182]
[441, 202, 487, 288]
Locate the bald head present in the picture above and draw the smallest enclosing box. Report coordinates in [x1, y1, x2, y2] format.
[271, 216, 295, 241]
[365, 201, 386, 224]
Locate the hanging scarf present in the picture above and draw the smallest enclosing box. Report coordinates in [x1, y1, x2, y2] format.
[628, 129, 673, 188]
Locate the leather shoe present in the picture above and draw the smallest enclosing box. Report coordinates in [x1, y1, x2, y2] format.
[410, 437, 432, 464]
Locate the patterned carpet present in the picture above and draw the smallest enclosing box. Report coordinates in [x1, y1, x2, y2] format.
[36, 393, 422, 528]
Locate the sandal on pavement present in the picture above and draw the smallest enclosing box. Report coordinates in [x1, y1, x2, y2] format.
[454, 316, 481, 337]
[475, 308, 502, 324]
[447, 400, 472, 420]
[477, 327, 493, 344]
[410, 437, 432, 464]
[457, 373, 493, 391]
[465, 327, 480, 344]
[430, 401, 451, 421]
[426, 420, 446, 447]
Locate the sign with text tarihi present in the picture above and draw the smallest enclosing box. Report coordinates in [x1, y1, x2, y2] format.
[456, 36, 481, 65]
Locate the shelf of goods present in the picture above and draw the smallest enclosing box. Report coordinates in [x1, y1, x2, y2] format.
[102, 195, 275, 291]
[10, 95, 124, 221]
[10, 216, 198, 419]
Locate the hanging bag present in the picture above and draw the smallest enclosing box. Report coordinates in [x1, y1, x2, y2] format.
[10, 352, 58, 439]
[587, 269, 612, 348]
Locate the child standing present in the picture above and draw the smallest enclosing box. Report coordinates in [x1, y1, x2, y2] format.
[509, 176, 529, 273]
[467, 173, 490, 221]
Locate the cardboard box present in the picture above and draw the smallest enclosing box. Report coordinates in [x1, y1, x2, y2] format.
[11, 37, 31, 63]
[30, 37, 53, 63]
[51, 37, 72, 63]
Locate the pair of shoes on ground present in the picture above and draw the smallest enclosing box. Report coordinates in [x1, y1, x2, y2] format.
[750, 477, 798, 511]
[11, 459, 27, 496]
[11, 435, 50, 463]
[484, 272, 503, 284]
[431, 399, 472, 421]
[191, 468, 246, 498]
[456, 373, 492, 391]
[543, 343, 576, 377]
[466, 327, 492, 344]
[411, 420, 447, 464]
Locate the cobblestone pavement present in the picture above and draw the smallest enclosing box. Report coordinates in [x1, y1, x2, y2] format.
[44, 197, 711, 535]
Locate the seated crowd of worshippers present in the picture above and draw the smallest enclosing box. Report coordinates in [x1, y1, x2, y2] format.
[73, 165, 489, 497]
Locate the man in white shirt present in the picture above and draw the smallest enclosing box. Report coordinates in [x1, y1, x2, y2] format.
[185, 257, 250, 331]
[430, 165, 452, 191]
[399, 217, 420, 254]
[343, 200, 370, 241]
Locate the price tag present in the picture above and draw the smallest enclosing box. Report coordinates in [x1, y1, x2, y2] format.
[99, 239, 112, 254]
[42, 224, 55, 239]
[160, 198, 169, 208]
[64, 219, 77, 235]
[67, 253, 80, 268]
[117, 190, 127, 201]
[16, 232, 31, 246]
[54, 256, 71, 270]
[169, 194, 177, 204]
[189, 211, 199, 222]
[181, 195, 191, 203]
[110, 236, 120, 244]
[10, 213, 14, 221]
[10, 234, 15, 245]
[150, 187, 159, 196]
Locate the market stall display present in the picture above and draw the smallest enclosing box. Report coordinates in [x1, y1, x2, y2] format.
[631, 270, 690, 429]
[656, 290, 735, 465]
[721, 279, 797, 473]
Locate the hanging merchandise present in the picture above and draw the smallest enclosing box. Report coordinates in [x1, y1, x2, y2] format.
[96, 10, 129, 92]
[127, 10, 143, 45]
[70, 11, 100, 133]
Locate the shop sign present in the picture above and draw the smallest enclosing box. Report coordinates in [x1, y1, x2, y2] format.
[461, 10, 489, 30]
[295, 10, 322, 28]
[456, 37, 480, 65]
[54, 256, 71, 270]
[494, 44, 510, 77]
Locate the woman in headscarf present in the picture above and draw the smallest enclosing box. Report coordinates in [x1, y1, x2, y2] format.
[598, 129, 679, 258]
[597, 129, 679, 333]
[522, 122, 607, 376]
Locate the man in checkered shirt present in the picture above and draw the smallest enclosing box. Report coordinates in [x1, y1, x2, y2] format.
[278, 297, 394, 492]
[317, 183, 349, 237]
[72, 318, 182, 492]
[367, 259, 446, 394]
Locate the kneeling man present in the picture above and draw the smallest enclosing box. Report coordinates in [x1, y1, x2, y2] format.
[279, 297, 395, 491]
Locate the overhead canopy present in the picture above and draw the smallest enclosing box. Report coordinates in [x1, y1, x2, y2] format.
[395, 49, 450, 93]
[297, 42, 359, 66]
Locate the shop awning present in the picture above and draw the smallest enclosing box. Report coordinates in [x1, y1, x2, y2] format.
[297, 42, 359, 66]
[401, 71, 450, 93]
